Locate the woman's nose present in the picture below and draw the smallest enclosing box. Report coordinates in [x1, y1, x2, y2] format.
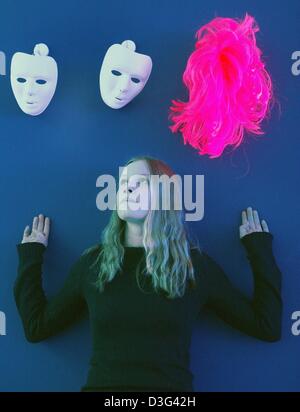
[123, 185, 134, 195]
[123, 186, 133, 193]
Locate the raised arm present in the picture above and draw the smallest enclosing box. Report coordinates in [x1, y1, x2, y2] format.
[202, 207, 282, 342]
[14, 214, 88, 343]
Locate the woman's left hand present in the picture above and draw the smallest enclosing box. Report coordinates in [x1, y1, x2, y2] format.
[239, 206, 270, 239]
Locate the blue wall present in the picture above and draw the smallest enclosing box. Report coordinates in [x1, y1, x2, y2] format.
[0, 0, 299, 391]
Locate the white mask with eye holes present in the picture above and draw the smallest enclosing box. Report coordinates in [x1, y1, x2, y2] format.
[10, 43, 58, 116]
[99, 40, 152, 109]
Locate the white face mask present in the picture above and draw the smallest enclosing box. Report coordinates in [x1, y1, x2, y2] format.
[99, 40, 152, 109]
[10, 43, 58, 116]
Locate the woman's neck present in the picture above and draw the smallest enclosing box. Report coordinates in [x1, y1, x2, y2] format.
[124, 221, 144, 247]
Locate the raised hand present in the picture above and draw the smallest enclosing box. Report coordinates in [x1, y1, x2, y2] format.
[22, 214, 50, 247]
[239, 206, 269, 239]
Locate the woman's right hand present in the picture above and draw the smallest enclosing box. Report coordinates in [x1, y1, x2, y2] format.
[21, 214, 50, 247]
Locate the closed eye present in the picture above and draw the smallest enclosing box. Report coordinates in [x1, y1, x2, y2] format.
[131, 179, 148, 189]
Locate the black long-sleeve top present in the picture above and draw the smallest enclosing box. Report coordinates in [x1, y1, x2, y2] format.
[14, 232, 282, 392]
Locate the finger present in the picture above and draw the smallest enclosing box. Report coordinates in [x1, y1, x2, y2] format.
[253, 210, 262, 231]
[242, 210, 248, 225]
[23, 225, 30, 239]
[37, 214, 44, 232]
[261, 220, 269, 232]
[247, 206, 255, 230]
[32, 216, 38, 231]
[239, 226, 244, 238]
[43, 217, 50, 238]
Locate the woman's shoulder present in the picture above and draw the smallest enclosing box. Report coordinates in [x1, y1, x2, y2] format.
[82, 243, 102, 255]
[190, 245, 210, 264]
[189, 245, 225, 283]
[80, 243, 103, 266]
[75, 244, 103, 284]
[189, 245, 212, 277]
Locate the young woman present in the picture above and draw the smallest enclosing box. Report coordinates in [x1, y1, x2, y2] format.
[14, 155, 282, 392]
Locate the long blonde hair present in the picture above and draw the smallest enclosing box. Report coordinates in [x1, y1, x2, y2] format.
[88, 155, 201, 299]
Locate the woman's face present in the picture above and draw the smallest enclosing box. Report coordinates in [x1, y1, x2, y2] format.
[116, 160, 151, 223]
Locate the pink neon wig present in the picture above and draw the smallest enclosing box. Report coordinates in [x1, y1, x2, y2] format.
[169, 14, 273, 158]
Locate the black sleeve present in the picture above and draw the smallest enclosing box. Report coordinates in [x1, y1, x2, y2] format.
[14, 242, 89, 343]
[201, 232, 282, 342]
